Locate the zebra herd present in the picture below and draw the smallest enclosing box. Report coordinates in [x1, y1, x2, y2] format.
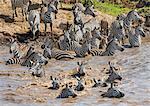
[3, 0, 147, 99]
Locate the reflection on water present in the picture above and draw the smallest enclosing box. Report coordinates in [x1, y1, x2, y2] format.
[0, 43, 150, 106]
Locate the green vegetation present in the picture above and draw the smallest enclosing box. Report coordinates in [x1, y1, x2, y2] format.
[81, 0, 131, 16]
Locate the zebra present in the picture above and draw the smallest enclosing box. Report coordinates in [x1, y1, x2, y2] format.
[29, 61, 45, 77]
[58, 30, 72, 51]
[43, 3, 58, 33]
[11, 0, 30, 21]
[73, 41, 91, 57]
[28, 10, 40, 39]
[89, 38, 124, 56]
[90, 28, 102, 49]
[72, 61, 87, 77]
[109, 20, 126, 45]
[82, 18, 100, 32]
[21, 47, 48, 67]
[105, 68, 122, 84]
[49, 76, 60, 90]
[8, 38, 26, 59]
[73, 8, 84, 30]
[101, 82, 124, 98]
[74, 76, 85, 91]
[110, 10, 142, 44]
[128, 25, 145, 47]
[57, 84, 77, 98]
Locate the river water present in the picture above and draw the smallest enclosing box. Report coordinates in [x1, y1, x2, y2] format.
[0, 42, 150, 106]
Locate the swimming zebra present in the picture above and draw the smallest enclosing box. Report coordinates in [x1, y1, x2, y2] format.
[75, 77, 85, 91]
[72, 61, 87, 78]
[57, 84, 77, 98]
[128, 25, 145, 47]
[101, 82, 124, 98]
[49, 76, 60, 90]
[29, 61, 45, 77]
[89, 38, 124, 56]
[42, 3, 58, 33]
[28, 10, 40, 39]
[11, 0, 30, 21]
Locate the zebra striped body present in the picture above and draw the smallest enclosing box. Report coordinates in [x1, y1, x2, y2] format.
[28, 10, 40, 39]
[11, 0, 29, 20]
[91, 28, 101, 49]
[9, 40, 23, 58]
[111, 10, 142, 44]
[74, 42, 91, 57]
[109, 20, 125, 44]
[89, 38, 124, 56]
[5, 58, 21, 65]
[43, 47, 74, 60]
[128, 26, 145, 47]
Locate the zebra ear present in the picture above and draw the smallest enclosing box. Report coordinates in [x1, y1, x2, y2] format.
[50, 76, 53, 80]
[77, 62, 81, 65]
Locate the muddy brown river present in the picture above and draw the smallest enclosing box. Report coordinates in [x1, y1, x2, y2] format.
[0, 42, 150, 106]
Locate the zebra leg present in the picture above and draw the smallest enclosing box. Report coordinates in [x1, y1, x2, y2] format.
[55, 13, 57, 19]
[44, 23, 47, 34]
[50, 22, 53, 34]
[15, 8, 17, 17]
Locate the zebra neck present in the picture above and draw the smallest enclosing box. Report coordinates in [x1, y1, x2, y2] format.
[123, 16, 132, 29]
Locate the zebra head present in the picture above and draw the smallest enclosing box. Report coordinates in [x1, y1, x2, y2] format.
[106, 68, 122, 83]
[43, 47, 52, 59]
[9, 38, 18, 54]
[127, 10, 141, 22]
[29, 15, 39, 38]
[91, 28, 101, 40]
[48, 3, 58, 14]
[135, 26, 145, 37]
[50, 76, 60, 90]
[41, 37, 54, 49]
[84, 5, 96, 17]
[64, 30, 71, 43]
[75, 76, 84, 91]
[57, 84, 77, 98]
[106, 38, 124, 54]
[77, 61, 88, 76]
